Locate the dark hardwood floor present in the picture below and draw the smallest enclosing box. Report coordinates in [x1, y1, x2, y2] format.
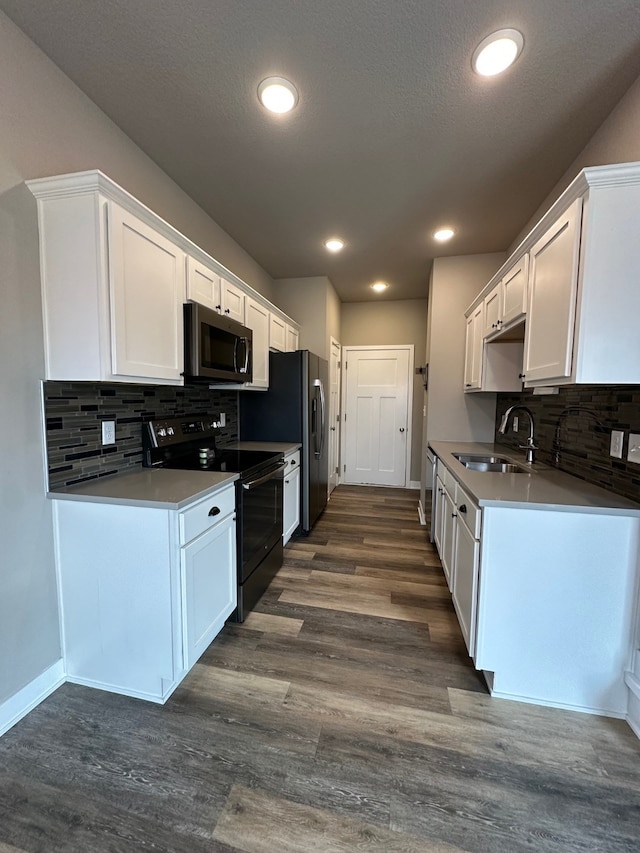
[1, 485, 639, 852]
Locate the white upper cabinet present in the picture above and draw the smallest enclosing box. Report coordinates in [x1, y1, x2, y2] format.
[466, 161, 640, 388]
[221, 278, 245, 324]
[28, 171, 300, 387]
[463, 304, 483, 390]
[109, 203, 185, 382]
[522, 199, 582, 383]
[501, 254, 528, 328]
[286, 323, 299, 352]
[483, 254, 528, 340]
[186, 256, 221, 313]
[269, 313, 286, 352]
[244, 296, 269, 389]
[28, 174, 185, 385]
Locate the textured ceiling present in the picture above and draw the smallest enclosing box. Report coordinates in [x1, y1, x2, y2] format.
[2, 0, 640, 301]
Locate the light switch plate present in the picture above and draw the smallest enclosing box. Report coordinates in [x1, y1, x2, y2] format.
[627, 433, 640, 465]
[610, 429, 624, 459]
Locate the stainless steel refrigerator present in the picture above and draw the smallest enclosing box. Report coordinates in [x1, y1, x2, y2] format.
[240, 350, 328, 533]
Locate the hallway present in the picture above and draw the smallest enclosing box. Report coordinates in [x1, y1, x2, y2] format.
[0, 485, 638, 852]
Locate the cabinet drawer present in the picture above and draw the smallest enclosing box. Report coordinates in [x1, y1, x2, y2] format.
[455, 484, 480, 539]
[285, 450, 301, 472]
[441, 465, 458, 500]
[179, 485, 236, 545]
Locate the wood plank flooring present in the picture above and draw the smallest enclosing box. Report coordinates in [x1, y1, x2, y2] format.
[1, 484, 639, 852]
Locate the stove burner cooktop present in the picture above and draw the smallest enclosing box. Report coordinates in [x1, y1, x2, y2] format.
[163, 449, 281, 478]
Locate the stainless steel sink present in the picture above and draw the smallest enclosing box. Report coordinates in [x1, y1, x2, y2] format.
[453, 453, 528, 473]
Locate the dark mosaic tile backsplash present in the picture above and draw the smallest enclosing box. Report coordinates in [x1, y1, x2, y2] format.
[44, 382, 239, 488]
[495, 386, 640, 503]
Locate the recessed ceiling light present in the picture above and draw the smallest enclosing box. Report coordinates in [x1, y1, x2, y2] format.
[472, 29, 524, 77]
[433, 227, 455, 242]
[371, 281, 389, 293]
[324, 238, 345, 253]
[257, 76, 299, 113]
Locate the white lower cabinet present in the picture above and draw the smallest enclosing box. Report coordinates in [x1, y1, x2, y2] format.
[432, 452, 640, 716]
[283, 450, 301, 544]
[54, 484, 236, 703]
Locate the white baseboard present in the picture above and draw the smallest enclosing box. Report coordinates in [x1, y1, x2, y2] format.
[624, 670, 640, 740]
[0, 659, 65, 737]
[417, 500, 427, 526]
[489, 686, 626, 719]
[408, 480, 420, 489]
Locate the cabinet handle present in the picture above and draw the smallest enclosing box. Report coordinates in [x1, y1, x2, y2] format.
[290, 459, 295, 465]
[518, 373, 525, 379]
[497, 319, 503, 325]
[458, 504, 467, 514]
[451, 512, 457, 518]
[208, 506, 221, 517]
[225, 308, 230, 314]
[285, 479, 290, 484]
[399, 427, 405, 433]
[215, 304, 221, 310]
[465, 383, 472, 387]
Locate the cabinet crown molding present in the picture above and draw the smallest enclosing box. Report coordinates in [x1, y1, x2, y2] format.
[466, 159, 640, 315]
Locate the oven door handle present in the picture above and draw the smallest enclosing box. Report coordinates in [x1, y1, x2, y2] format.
[242, 462, 287, 490]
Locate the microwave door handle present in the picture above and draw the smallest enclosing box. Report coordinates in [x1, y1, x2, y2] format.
[233, 337, 239, 373]
[241, 337, 250, 374]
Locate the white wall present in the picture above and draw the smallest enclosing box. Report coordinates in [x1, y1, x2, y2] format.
[341, 299, 428, 484]
[426, 254, 506, 446]
[0, 12, 273, 709]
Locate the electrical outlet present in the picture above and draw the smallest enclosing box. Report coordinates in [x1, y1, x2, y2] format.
[610, 429, 624, 459]
[219, 412, 226, 427]
[627, 433, 640, 465]
[101, 420, 116, 445]
[512, 416, 519, 432]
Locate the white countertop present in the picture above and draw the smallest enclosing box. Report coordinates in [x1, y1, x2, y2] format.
[230, 440, 301, 455]
[48, 468, 238, 510]
[429, 441, 640, 516]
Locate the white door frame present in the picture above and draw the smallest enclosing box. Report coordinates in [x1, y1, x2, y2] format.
[340, 344, 414, 488]
[329, 336, 341, 493]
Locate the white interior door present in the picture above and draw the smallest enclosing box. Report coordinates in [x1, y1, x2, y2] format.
[342, 347, 412, 487]
[328, 338, 341, 493]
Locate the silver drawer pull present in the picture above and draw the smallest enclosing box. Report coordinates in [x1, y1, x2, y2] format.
[208, 506, 221, 517]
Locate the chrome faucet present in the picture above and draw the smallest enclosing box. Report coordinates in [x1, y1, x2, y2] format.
[498, 405, 538, 464]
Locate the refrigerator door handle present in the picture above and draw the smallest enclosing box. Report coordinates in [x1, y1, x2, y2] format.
[313, 378, 326, 458]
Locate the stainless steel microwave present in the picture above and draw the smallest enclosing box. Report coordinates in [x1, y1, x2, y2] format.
[183, 302, 253, 383]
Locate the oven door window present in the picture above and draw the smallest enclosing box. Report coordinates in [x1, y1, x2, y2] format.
[240, 474, 283, 582]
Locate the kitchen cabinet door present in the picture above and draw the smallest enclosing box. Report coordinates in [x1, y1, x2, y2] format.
[270, 314, 286, 351]
[283, 452, 301, 544]
[522, 198, 582, 383]
[181, 513, 236, 670]
[244, 297, 270, 389]
[463, 304, 483, 391]
[441, 488, 456, 590]
[286, 324, 299, 352]
[221, 278, 246, 324]
[452, 515, 480, 657]
[109, 202, 185, 382]
[483, 285, 502, 338]
[433, 477, 445, 555]
[501, 254, 528, 327]
[186, 255, 221, 313]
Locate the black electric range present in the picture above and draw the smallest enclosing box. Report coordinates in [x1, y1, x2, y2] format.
[143, 416, 285, 621]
